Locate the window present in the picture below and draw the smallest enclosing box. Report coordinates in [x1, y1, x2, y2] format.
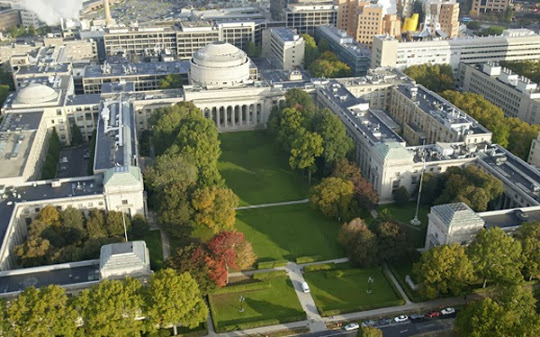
[34, 207, 40, 212]
[122, 200, 128, 205]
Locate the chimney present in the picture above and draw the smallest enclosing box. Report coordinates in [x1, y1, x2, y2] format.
[104, 0, 112, 27]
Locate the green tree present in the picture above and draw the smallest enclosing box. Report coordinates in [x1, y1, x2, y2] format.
[318, 38, 330, 53]
[308, 54, 351, 78]
[358, 326, 383, 337]
[301, 33, 320, 67]
[86, 208, 108, 239]
[0, 84, 10, 106]
[159, 182, 195, 237]
[8, 285, 77, 336]
[246, 41, 261, 57]
[289, 129, 324, 183]
[514, 222, 540, 281]
[413, 243, 475, 298]
[191, 186, 239, 233]
[467, 227, 523, 288]
[62, 206, 85, 242]
[404, 64, 454, 92]
[106, 211, 131, 238]
[70, 123, 84, 146]
[313, 108, 353, 170]
[144, 269, 208, 335]
[500, 60, 540, 84]
[338, 218, 378, 267]
[276, 107, 306, 150]
[374, 221, 410, 261]
[158, 74, 184, 89]
[15, 237, 52, 267]
[332, 159, 379, 209]
[311, 177, 354, 219]
[75, 278, 144, 336]
[41, 129, 62, 179]
[0, 299, 10, 337]
[393, 186, 410, 205]
[435, 166, 504, 211]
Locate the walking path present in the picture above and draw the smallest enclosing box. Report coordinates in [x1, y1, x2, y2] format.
[235, 199, 309, 210]
[383, 263, 411, 304]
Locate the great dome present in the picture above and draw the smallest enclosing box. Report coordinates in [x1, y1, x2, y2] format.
[190, 41, 251, 87]
[15, 83, 59, 105]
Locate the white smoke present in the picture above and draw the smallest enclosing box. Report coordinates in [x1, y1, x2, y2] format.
[20, 0, 83, 26]
[377, 0, 397, 15]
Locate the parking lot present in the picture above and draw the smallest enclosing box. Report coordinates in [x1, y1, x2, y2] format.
[56, 144, 91, 179]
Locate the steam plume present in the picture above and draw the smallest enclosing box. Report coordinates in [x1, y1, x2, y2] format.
[20, 0, 83, 26]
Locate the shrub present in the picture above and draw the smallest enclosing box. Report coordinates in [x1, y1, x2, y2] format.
[253, 270, 287, 280]
[296, 255, 323, 264]
[212, 281, 271, 294]
[304, 263, 336, 272]
[257, 260, 288, 269]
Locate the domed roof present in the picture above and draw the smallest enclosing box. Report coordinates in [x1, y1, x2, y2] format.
[192, 41, 247, 68]
[15, 83, 59, 105]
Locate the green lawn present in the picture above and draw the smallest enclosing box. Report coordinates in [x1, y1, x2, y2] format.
[133, 230, 164, 270]
[218, 131, 310, 206]
[376, 202, 430, 248]
[303, 267, 405, 316]
[236, 204, 345, 262]
[209, 276, 305, 332]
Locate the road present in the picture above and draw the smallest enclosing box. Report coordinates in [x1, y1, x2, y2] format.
[306, 318, 455, 337]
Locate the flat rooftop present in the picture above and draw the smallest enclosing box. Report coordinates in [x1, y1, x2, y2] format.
[0, 263, 100, 295]
[14, 63, 70, 76]
[83, 61, 190, 78]
[0, 112, 43, 180]
[316, 25, 370, 58]
[272, 27, 299, 42]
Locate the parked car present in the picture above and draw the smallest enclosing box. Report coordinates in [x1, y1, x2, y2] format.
[344, 323, 359, 331]
[60, 157, 68, 163]
[301, 281, 310, 293]
[441, 307, 456, 315]
[426, 311, 441, 318]
[394, 315, 409, 323]
[361, 320, 376, 327]
[410, 313, 425, 322]
[377, 318, 392, 326]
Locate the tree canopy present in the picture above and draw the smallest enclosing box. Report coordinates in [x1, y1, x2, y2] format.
[514, 222, 540, 281]
[310, 177, 354, 219]
[338, 218, 378, 267]
[403, 64, 454, 92]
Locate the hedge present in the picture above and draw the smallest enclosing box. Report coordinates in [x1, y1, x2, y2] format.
[324, 268, 366, 279]
[253, 270, 287, 280]
[303, 263, 336, 272]
[41, 129, 61, 180]
[295, 255, 323, 264]
[257, 260, 288, 269]
[214, 313, 307, 333]
[212, 281, 271, 294]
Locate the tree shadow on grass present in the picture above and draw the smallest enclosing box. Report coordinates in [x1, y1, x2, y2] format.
[220, 298, 304, 327]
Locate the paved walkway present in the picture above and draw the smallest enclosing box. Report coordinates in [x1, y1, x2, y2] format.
[383, 263, 411, 304]
[228, 258, 350, 278]
[236, 199, 309, 210]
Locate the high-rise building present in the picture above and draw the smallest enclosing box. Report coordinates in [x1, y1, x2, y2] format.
[421, 0, 459, 38]
[336, 0, 401, 47]
[285, 1, 338, 35]
[471, 0, 512, 16]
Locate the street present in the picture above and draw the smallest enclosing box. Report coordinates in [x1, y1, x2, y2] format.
[305, 318, 455, 337]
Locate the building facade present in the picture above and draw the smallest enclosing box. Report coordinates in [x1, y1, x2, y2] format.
[263, 27, 305, 71]
[471, 0, 511, 16]
[285, 1, 338, 35]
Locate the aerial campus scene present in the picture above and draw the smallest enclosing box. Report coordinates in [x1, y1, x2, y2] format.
[0, 0, 538, 336]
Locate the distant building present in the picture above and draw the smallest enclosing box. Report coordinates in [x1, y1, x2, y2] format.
[528, 133, 540, 167]
[471, 0, 511, 16]
[0, 9, 20, 31]
[263, 27, 305, 71]
[285, 1, 338, 35]
[458, 62, 540, 125]
[315, 25, 371, 76]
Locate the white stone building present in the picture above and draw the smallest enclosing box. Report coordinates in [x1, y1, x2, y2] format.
[263, 27, 305, 71]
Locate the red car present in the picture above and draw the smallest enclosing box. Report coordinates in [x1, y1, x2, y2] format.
[425, 311, 441, 318]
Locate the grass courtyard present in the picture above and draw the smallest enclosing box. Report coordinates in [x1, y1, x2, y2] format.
[218, 131, 310, 206]
[236, 204, 344, 262]
[376, 201, 430, 248]
[303, 267, 405, 316]
[209, 276, 305, 332]
[132, 229, 164, 270]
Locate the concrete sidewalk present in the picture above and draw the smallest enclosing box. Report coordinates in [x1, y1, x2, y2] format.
[235, 199, 309, 210]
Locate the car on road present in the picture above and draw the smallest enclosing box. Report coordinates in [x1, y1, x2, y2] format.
[343, 323, 359, 331]
[441, 307, 456, 315]
[377, 318, 392, 326]
[394, 315, 409, 323]
[410, 313, 425, 322]
[426, 311, 441, 318]
[361, 320, 375, 327]
[301, 281, 310, 293]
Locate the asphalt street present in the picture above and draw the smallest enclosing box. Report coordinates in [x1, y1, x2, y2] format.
[305, 318, 455, 337]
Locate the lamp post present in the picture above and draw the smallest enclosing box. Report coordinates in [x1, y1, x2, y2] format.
[411, 140, 426, 226]
[117, 204, 129, 242]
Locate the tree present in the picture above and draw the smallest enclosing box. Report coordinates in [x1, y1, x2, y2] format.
[318, 38, 330, 53]
[313, 109, 353, 171]
[0, 84, 10, 107]
[358, 326, 383, 337]
[435, 166, 504, 212]
[455, 285, 540, 337]
[276, 107, 306, 150]
[158, 74, 184, 89]
[404, 64, 454, 92]
[75, 278, 144, 336]
[500, 60, 540, 84]
[246, 41, 261, 58]
[308, 54, 351, 78]
[289, 129, 324, 183]
[70, 123, 84, 146]
[374, 221, 410, 261]
[331, 159, 378, 211]
[301, 33, 319, 67]
[413, 243, 475, 299]
[311, 177, 354, 219]
[419, 173, 444, 205]
[467, 227, 523, 288]
[393, 186, 410, 205]
[0, 299, 9, 337]
[338, 218, 378, 267]
[506, 117, 540, 160]
[145, 269, 208, 335]
[159, 182, 195, 237]
[38, 205, 61, 226]
[191, 186, 239, 233]
[106, 211, 131, 238]
[235, 241, 257, 270]
[62, 206, 85, 242]
[86, 208, 108, 239]
[8, 286, 77, 336]
[168, 244, 216, 295]
[15, 237, 52, 267]
[514, 222, 540, 281]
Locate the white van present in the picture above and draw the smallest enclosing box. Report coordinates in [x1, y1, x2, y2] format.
[301, 281, 310, 293]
